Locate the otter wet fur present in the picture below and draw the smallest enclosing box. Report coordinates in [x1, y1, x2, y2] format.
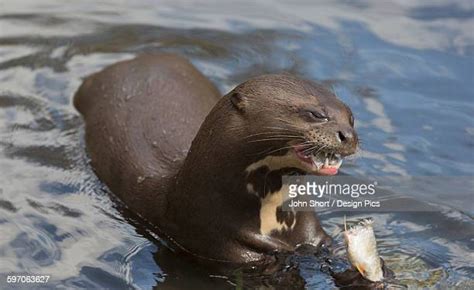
[74, 53, 359, 270]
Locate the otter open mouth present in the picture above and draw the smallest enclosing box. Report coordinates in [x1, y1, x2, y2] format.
[293, 145, 343, 175]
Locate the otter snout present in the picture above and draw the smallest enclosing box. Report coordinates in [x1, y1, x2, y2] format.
[305, 125, 358, 157]
[336, 127, 358, 156]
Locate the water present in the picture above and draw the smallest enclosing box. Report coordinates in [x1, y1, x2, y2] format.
[0, 0, 473, 289]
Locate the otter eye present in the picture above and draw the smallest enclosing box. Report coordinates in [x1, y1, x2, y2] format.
[303, 110, 329, 123]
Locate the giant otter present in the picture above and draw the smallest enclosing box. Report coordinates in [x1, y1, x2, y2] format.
[74, 53, 358, 265]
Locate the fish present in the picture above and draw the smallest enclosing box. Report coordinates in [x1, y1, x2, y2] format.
[343, 217, 384, 282]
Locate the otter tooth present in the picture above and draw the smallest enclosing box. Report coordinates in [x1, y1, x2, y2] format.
[316, 161, 323, 170]
[324, 157, 329, 167]
[329, 154, 343, 166]
[312, 155, 324, 169]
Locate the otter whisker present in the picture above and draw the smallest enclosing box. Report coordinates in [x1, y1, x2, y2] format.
[248, 140, 306, 156]
[313, 145, 329, 155]
[297, 141, 314, 146]
[246, 133, 303, 138]
[302, 143, 317, 150]
[249, 138, 315, 156]
[262, 126, 300, 133]
[290, 140, 315, 150]
[272, 118, 301, 128]
[244, 134, 304, 140]
[297, 142, 317, 153]
[247, 137, 303, 143]
[248, 145, 288, 157]
[302, 144, 328, 156]
[263, 144, 299, 156]
[243, 132, 303, 140]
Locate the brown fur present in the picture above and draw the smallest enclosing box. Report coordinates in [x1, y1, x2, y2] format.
[74, 53, 358, 265]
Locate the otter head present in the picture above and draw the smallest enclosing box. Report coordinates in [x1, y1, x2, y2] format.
[228, 74, 358, 176]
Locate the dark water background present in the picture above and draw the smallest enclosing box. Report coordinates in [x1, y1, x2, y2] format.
[0, 0, 473, 289]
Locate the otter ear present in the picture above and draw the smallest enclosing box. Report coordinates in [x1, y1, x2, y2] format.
[229, 92, 247, 112]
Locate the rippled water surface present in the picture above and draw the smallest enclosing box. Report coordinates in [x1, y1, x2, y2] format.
[0, 0, 473, 289]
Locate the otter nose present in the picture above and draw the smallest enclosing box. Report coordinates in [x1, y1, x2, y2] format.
[337, 128, 356, 144]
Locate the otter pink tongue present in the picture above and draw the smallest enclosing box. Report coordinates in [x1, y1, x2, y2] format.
[318, 166, 338, 175]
